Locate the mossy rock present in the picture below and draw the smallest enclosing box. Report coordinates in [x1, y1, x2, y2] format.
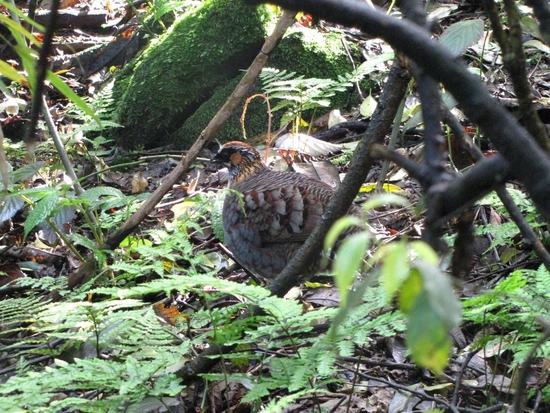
[169, 27, 361, 148]
[111, 0, 274, 149]
[169, 74, 279, 147]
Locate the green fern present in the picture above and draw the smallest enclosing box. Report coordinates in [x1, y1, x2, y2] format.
[260, 67, 352, 129]
[464, 265, 550, 367]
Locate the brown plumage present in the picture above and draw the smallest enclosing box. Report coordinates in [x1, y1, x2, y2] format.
[213, 141, 359, 281]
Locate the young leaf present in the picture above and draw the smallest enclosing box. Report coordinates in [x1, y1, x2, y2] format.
[380, 239, 409, 299]
[360, 92, 377, 118]
[0, 194, 25, 223]
[324, 215, 366, 251]
[333, 231, 370, 305]
[24, 190, 60, 239]
[439, 19, 484, 57]
[406, 290, 453, 374]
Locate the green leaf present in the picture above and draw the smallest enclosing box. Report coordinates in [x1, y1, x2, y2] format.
[78, 186, 125, 202]
[406, 290, 452, 374]
[0, 0, 45, 32]
[439, 19, 484, 57]
[333, 232, 370, 305]
[398, 268, 422, 314]
[524, 39, 550, 54]
[71, 233, 98, 250]
[359, 92, 377, 118]
[9, 162, 44, 184]
[380, 239, 409, 299]
[0, 15, 42, 47]
[409, 241, 439, 265]
[415, 260, 462, 329]
[324, 215, 366, 251]
[46, 71, 101, 125]
[356, 52, 395, 74]
[403, 92, 457, 132]
[24, 190, 60, 239]
[520, 15, 541, 39]
[0, 194, 25, 223]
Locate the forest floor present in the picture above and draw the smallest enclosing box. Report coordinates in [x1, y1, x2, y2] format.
[2, 0, 550, 412]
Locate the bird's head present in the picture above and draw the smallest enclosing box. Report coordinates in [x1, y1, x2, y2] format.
[212, 141, 266, 187]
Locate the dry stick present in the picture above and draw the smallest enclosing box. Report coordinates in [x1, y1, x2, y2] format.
[244, 0, 550, 224]
[66, 9, 297, 288]
[482, 0, 550, 153]
[175, 61, 411, 384]
[443, 108, 550, 270]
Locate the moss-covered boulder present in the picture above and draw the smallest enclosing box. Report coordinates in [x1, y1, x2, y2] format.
[169, 27, 361, 148]
[111, 0, 274, 149]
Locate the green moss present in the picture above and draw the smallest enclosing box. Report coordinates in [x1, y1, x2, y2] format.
[169, 75, 281, 147]
[270, 29, 354, 79]
[111, 0, 274, 148]
[169, 27, 361, 147]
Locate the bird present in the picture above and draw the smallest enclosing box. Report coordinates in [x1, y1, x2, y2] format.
[212, 140, 360, 281]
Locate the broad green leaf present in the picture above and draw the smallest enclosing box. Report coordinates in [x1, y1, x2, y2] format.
[9, 162, 44, 184]
[520, 15, 541, 39]
[414, 260, 461, 330]
[47, 71, 101, 125]
[24, 190, 60, 239]
[406, 290, 452, 374]
[524, 39, 550, 54]
[410, 241, 439, 265]
[359, 92, 377, 118]
[333, 232, 370, 305]
[439, 19, 484, 57]
[0, 194, 25, 223]
[380, 239, 409, 299]
[357, 52, 395, 74]
[78, 186, 125, 201]
[398, 268, 422, 314]
[324, 215, 366, 251]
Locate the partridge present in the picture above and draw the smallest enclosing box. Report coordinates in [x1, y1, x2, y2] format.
[213, 141, 359, 280]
